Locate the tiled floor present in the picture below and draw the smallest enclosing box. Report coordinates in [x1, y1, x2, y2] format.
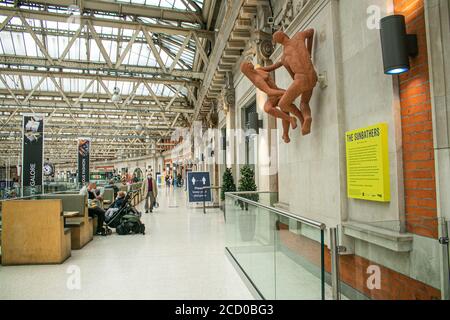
[0, 187, 253, 300]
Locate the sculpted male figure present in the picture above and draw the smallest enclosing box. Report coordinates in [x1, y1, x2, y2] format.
[260, 29, 317, 135]
[240, 61, 303, 143]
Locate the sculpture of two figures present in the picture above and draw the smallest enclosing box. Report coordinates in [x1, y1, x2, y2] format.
[241, 29, 317, 143]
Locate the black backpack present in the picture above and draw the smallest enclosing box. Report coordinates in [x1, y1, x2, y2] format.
[116, 215, 145, 235]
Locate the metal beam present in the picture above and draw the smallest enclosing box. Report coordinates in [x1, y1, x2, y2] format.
[0, 7, 213, 39]
[0, 55, 204, 80]
[20, 0, 204, 24]
[0, 99, 193, 113]
[142, 26, 168, 73]
[0, 68, 199, 87]
[19, 13, 55, 65]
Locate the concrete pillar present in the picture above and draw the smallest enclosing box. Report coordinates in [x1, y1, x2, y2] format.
[425, 0, 450, 299]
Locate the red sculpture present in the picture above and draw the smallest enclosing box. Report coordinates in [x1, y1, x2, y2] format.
[262, 29, 318, 135]
[240, 61, 300, 143]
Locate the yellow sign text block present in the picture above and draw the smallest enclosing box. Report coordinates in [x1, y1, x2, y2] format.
[345, 123, 390, 202]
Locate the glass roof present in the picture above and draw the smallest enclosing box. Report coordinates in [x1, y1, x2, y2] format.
[0, 73, 188, 97]
[0, 0, 203, 97]
[115, 0, 204, 10]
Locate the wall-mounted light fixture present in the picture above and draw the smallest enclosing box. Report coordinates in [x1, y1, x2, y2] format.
[380, 15, 418, 75]
[247, 112, 263, 137]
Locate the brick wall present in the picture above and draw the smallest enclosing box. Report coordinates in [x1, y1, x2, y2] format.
[394, 0, 438, 238]
[278, 223, 441, 299]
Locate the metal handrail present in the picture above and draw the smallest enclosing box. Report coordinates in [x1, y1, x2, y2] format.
[225, 192, 326, 230]
[201, 186, 221, 214]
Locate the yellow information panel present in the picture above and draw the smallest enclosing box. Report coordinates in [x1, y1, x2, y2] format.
[345, 123, 390, 202]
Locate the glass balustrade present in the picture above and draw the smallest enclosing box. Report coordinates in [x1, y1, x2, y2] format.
[225, 192, 327, 300]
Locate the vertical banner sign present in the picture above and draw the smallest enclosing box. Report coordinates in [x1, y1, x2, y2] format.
[345, 123, 390, 202]
[187, 171, 211, 203]
[77, 138, 91, 185]
[22, 114, 44, 196]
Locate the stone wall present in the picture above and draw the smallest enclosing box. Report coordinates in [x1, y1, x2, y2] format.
[229, 0, 444, 296]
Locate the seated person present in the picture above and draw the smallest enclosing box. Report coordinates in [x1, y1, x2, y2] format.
[79, 182, 106, 235]
[105, 191, 127, 220]
[112, 191, 127, 209]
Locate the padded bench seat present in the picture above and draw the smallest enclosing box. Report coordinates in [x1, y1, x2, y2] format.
[65, 216, 92, 249]
[38, 194, 93, 250]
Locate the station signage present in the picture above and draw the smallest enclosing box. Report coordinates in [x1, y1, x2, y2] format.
[21, 114, 44, 196]
[187, 171, 211, 203]
[345, 123, 390, 202]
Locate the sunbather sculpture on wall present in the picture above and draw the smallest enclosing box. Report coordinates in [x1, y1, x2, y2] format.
[261, 28, 318, 136]
[240, 61, 303, 143]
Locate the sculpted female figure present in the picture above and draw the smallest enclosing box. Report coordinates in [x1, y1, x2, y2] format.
[240, 61, 303, 143]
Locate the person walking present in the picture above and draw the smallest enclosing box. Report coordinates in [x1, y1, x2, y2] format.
[144, 172, 158, 213]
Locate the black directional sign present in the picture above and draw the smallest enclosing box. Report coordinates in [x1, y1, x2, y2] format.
[187, 171, 211, 203]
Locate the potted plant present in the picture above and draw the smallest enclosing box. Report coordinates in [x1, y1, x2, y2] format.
[221, 167, 236, 212]
[238, 165, 259, 209]
[237, 165, 258, 241]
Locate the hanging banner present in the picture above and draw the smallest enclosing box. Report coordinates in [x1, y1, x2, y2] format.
[22, 114, 44, 196]
[77, 138, 91, 185]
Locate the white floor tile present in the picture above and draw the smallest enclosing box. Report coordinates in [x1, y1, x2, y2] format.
[0, 187, 254, 300]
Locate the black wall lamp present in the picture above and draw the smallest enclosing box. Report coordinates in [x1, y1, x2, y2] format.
[380, 15, 418, 75]
[247, 112, 263, 137]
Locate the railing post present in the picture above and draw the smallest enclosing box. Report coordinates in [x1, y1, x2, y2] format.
[439, 219, 450, 300]
[203, 188, 206, 214]
[330, 227, 341, 300]
[321, 229, 325, 300]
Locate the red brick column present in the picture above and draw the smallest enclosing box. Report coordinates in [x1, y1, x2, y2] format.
[394, 0, 438, 239]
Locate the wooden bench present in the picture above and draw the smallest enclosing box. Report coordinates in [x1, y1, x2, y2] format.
[1, 199, 71, 265]
[39, 194, 93, 250]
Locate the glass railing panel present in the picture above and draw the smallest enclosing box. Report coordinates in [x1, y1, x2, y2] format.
[225, 192, 326, 300]
[43, 182, 78, 194]
[336, 218, 447, 300]
[274, 215, 326, 299]
[225, 195, 276, 299]
[232, 192, 278, 207]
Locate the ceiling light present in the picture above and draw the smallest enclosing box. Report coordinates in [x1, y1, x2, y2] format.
[111, 87, 121, 102]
